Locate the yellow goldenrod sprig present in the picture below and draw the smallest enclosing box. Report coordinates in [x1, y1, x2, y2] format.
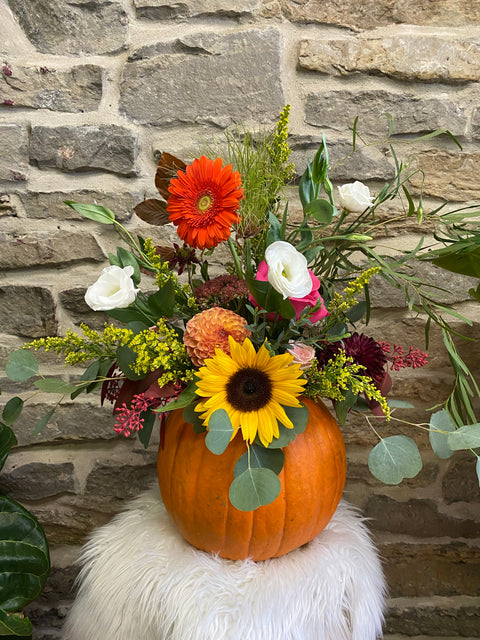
[304, 350, 390, 419]
[24, 323, 134, 366]
[128, 319, 195, 386]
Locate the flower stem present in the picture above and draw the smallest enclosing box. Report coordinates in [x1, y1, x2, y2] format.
[227, 237, 244, 278]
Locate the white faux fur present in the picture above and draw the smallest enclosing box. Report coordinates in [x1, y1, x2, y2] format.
[63, 486, 386, 640]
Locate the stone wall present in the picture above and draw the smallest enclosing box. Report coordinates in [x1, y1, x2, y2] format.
[1, 1, 479, 638]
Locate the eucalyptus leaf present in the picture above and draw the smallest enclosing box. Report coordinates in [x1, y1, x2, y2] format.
[64, 200, 115, 224]
[429, 409, 456, 459]
[5, 351, 38, 382]
[284, 404, 309, 435]
[33, 379, 78, 394]
[229, 467, 281, 511]
[368, 435, 422, 484]
[234, 445, 285, 477]
[2, 397, 24, 427]
[265, 422, 297, 448]
[447, 423, 480, 451]
[205, 409, 233, 455]
[33, 408, 56, 436]
[476, 457, 480, 488]
[387, 399, 415, 409]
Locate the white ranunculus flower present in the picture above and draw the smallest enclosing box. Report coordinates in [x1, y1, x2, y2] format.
[84, 265, 139, 311]
[265, 241, 312, 299]
[337, 181, 374, 213]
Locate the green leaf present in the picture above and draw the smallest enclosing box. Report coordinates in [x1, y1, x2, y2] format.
[476, 457, 480, 488]
[182, 403, 206, 433]
[64, 200, 116, 224]
[0, 608, 33, 636]
[0, 497, 50, 612]
[335, 388, 357, 426]
[447, 423, 480, 451]
[387, 399, 414, 409]
[70, 360, 100, 399]
[345, 301, 367, 323]
[116, 247, 141, 285]
[0, 425, 17, 472]
[138, 410, 156, 449]
[266, 211, 284, 245]
[115, 346, 143, 381]
[33, 379, 78, 394]
[33, 408, 56, 436]
[155, 382, 198, 413]
[205, 409, 233, 455]
[146, 279, 176, 318]
[246, 277, 296, 320]
[304, 199, 334, 225]
[266, 404, 309, 448]
[2, 398, 24, 427]
[368, 435, 422, 484]
[429, 409, 456, 459]
[229, 467, 281, 511]
[234, 445, 284, 477]
[5, 351, 38, 382]
[299, 167, 315, 207]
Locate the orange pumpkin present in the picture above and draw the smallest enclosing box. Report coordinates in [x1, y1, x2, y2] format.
[157, 397, 346, 561]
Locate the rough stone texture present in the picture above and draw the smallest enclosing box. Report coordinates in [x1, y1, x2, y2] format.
[19, 189, 138, 222]
[30, 125, 139, 176]
[366, 495, 480, 538]
[0, 124, 29, 183]
[134, 0, 258, 19]
[58, 287, 109, 329]
[0, 64, 102, 112]
[305, 90, 467, 137]
[282, 0, 480, 29]
[289, 135, 395, 181]
[0, 462, 75, 500]
[384, 597, 480, 637]
[442, 454, 480, 504]
[380, 542, 480, 597]
[13, 402, 120, 446]
[85, 461, 157, 510]
[411, 149, 480, 201]
[0, 193, 17, 216]
[298, 35, 480, 83]
[0, 286, 57, 338]
[119, 30, 284, 127]
[7, 0, 128, 55]
[0, 231, 105, 270]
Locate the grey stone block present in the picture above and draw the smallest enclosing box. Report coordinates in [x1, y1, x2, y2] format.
[119, 30, 284, 127]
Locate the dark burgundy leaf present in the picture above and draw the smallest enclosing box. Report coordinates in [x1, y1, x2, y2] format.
[155, 152, 186, 200]
[134, 198, 170, 226]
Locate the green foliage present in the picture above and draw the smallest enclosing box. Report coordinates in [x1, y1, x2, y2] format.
[229, 466, 281, 512]
[368, 436, 422, 484]
[429, 410, 456, 459]
[205, 409, 234, 455]
[5, 352, 38, 382]
[64, 201, 116, 224]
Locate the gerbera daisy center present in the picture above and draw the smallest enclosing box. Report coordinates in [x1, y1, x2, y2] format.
[198, 194, 213, 212]
[226, 367, 273, 412]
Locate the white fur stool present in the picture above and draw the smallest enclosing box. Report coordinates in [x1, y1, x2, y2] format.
[63, 486, 386, 640]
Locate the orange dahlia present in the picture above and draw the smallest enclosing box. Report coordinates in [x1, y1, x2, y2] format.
[167, 156, 243, 250]
[183, 307, 251, 367]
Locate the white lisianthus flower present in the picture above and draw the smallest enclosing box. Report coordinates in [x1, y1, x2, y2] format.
[337, 181, 374, 213]
[265, 241, 312, 299]
[84, 265, 139, 311]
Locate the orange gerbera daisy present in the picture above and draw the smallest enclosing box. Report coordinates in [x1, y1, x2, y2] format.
[167, 156, 243, 249]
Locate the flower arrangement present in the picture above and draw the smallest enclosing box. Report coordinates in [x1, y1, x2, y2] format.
[3, 106, 480, 512]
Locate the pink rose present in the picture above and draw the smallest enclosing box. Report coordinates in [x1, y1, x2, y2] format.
[252, 261, 329, 323]
[287, 341, 316, 369]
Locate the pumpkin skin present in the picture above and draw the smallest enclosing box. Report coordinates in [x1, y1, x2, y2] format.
[157, 397, 346, 561]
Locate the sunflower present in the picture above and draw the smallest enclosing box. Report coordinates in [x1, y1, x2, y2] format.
[195, 336, 307, 447]
[167, 156, 243, 250]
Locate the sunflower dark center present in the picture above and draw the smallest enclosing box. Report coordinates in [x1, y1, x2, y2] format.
[226, 367, 273, 412]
